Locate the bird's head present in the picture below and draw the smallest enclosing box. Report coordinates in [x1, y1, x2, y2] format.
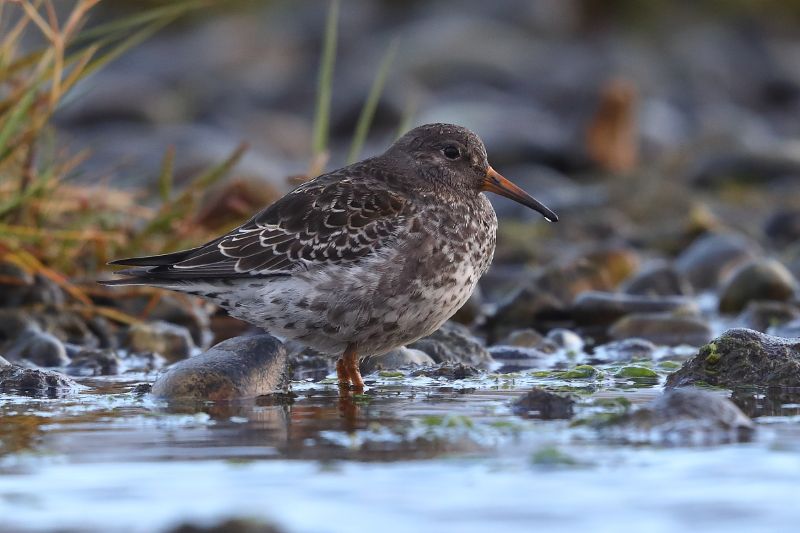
[388, 123, 558, 222]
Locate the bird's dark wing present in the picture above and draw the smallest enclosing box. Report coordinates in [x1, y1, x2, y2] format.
[107, 171, 409, 281]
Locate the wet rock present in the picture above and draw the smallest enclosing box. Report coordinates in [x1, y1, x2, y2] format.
[570, 291, 698, 328]
[690, 152, 800, 189]
[117, 294, 213, 350]
[488, 246, 639, 339]
[764, 209, 800, 247]
[718, 259, 797, 314]
[675, 232, 759, 290]
[737, 301, 800, 332]
[609, 313, 713, 347]
[5, 329, 70, 367]
[603, 388, 754, 445]
[489, 345, 551, 372]
[0, 364, 79, 398]
[666, 329, 800, 388]
[126, 320, 195, 363]
[0, 261, 66, 308]
[0, 260, 35, 307]
[621, 262, 693, 296]
[488, 286, 565, 341]
[151, 334, 287, 401]
[500, 328, 544, 348]
[132, 383, 153, 395]
[38, 310, 99, 347]
[85, 315, 116, 349]
[513, 388, 575, 420]
[360, 347, 434, 374]
[545, 328, 585, 353]
[0, 309, 38, 345]
[538, 246, 641, 299]
[0, 356, 9, 367]
[411, 362, 481, 380]
[591, 338, 657, 363]
[408, 321, 493, 368]
[65, 348, 120, 376]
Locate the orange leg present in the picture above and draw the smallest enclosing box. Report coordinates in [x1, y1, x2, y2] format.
[343, 343, 364, 390]
[336, 358, 348, 386]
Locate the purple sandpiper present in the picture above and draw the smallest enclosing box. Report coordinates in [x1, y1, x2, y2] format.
[102, 123, 558, 389]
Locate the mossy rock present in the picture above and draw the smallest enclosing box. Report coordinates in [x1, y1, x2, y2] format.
[614, 366, 658, 379]
[666, 328, 800, 388]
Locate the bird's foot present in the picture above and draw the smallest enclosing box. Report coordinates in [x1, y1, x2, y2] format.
[335, 344, 364, 392]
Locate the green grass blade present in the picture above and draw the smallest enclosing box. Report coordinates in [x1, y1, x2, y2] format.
[347, 38, 399, 164]
[311, 0, 339, 158]
[75, 17, 176, 83]
[133, 142, 248, 243]
[0, 84, 37, 151]
[0, 1, 206, 84]
[73, 0, 208, 45]
[191, 141, 248, 190]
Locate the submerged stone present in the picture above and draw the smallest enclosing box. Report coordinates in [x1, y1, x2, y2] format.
[513, 388, 575, 420]
[666, 328, 800, 389]
[65, 348, 121, 376]
[489, 345, 553, 373]
[0, 364, 79, 398]
[360, 347, 434, 374]
[151, 334, 287, 401]
[591, 338, 657, 363]
[592, 388, 754, 445]
[411, 362, 481, 380]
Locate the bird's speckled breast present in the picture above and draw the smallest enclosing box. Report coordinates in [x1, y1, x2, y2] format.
[230, 191, 498, 356]
[295, 191, 497, 355]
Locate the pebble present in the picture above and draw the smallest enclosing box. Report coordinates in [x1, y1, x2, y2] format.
[591, 338, 657, 363]
[65, 348, 121, 377]
[489, 345, 552, 372]
[737, 301, 800, 332]
[609, 313, 713, 347]
[5, 329, 70, 367]
[151, 334, 287, 401]
[675, 232, 759, 290]
[126, 320, 196, 363]
[621, 261, 693, 296]
[360, 347, 435, 374]
[718, 259, 797, 314]
[512, 388, 575, 420]
[408, 321, 493, 368]
[570, 291, 698, 327]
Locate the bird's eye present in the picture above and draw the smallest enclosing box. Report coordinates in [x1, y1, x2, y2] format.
[442, 146, 460, 160]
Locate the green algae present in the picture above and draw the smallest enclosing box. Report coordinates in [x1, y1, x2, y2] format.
[614, 366, 658, 379]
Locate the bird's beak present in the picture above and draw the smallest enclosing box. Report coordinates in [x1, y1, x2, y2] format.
[481, 166, 559, 222]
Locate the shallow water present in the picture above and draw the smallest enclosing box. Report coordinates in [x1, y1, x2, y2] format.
[2, 368, 800, 533]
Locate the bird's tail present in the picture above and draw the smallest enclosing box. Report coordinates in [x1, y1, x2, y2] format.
[98, 248, 200, 288]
